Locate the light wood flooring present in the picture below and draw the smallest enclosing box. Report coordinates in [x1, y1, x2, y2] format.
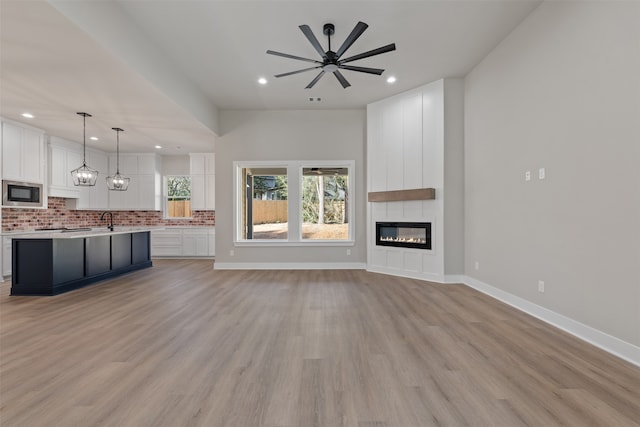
[1, 259, 639, 426]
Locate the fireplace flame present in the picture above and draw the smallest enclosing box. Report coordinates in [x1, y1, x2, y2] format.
[380, 236, 427, 244]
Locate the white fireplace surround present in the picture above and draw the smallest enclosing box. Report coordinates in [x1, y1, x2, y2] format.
[366, 78, 464, 283]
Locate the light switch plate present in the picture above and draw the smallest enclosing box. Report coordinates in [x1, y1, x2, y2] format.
[525, 171, 531, 181]
[539, 168, 545, 180]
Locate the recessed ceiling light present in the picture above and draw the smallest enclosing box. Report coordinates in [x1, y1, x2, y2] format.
[21, 112, 34, 118]
[90, 136, 99, 141]
[258, 77, 268, 85]
[386, 76, 397, 84]
[155, 145, 162, 149]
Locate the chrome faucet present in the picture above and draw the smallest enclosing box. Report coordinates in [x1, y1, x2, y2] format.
[100, 211, 114, 231]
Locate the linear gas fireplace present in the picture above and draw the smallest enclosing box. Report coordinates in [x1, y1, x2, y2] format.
[376, 222, 432, 250]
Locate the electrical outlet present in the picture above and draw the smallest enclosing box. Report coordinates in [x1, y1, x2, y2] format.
[474, 261, 480, 270]
[538, 280, 545, 293]
[346, 249, 351, 256]
[525, 171, 531, 181]
[229, 249, 234, 257]
[538, 168, 545, 180]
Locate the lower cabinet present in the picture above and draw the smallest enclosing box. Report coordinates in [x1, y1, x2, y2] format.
[183, 230, 208, 256]
[3, 237, 11, 277]
[151, 227, 215, 257]
[86, 236, 112, 276]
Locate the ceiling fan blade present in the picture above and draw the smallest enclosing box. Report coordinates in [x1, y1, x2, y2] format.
[339, 64, 384, 75]
[275, 66, 321, 78]
[335, 21, 368, 59]
[339, 43, 396, 64]
[333, 70, 351, 88]
[299, 25, 327, 59]
[305, 71, 326, 89]
[266, 50, 322, 64]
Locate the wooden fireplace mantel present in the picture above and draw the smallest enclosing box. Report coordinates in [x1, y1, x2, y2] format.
[367, 188, 436, 202]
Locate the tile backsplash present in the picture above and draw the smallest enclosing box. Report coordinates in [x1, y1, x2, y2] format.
[1, 197, 215, 232]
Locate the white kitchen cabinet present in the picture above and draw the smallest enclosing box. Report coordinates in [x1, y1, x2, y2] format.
[107, 154, 161, 210]
[109, 154, 138, 176]
[150, 229, 183, 256]
[208, 228, 216, 256]
[189, 153, 215, 210]
[183, 229, 208, 256]
[138, 174, 161, 210]
[88, 150, 109, 209]
[189, 153, 215, 175]
[3, 237, 12, 277]
[73, 150, 110, 210]
[151, 228, 214, 257]
[2, 120, 46, 184]
[109, 175, 138, 210]
[49, 137, 82, 198]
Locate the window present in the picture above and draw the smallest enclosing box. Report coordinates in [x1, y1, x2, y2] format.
[234, 161, 354, 245]
[165, 175, 192, 218]
[301, 167, 349, 240]
[240, 167, 288, 239]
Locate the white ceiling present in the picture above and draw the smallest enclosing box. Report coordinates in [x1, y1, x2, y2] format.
[0, 0, 541, 154]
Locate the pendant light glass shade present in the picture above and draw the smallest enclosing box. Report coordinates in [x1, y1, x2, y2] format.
[106, 127, 130, 191]
[71, 112, 98, 186]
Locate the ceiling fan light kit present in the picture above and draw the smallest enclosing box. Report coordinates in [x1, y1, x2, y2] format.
[267, 21, 396, 89]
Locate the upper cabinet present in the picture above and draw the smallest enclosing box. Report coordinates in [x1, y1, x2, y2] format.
[74, 150, 110, 210]
[49, 137, 109, 209]
[190, 153, 215, 210]
[1, 119, 46, 184]
[49, 136, 82, 198]
[108, 153, 161, 211]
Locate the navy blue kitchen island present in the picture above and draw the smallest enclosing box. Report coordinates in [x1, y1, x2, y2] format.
[10, 228, 154, 296]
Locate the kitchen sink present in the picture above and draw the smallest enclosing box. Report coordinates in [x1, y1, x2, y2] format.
[60, 228, 93, 233]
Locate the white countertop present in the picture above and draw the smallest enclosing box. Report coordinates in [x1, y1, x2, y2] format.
[2, 227, 164, 239]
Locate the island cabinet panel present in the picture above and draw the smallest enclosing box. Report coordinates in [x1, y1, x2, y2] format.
[10, 231, 152, 296]
[86, 236, 111, 277]
[12, 240, 55, 295]
[132, 232, 150, 264]
[12, 239, 85, 295]
[112, 234, 132, 270]
[52, 240, 85, 285]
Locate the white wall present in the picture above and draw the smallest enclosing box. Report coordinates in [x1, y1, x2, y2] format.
[465, 1, 640, 350]
[215, 109, 366, 267]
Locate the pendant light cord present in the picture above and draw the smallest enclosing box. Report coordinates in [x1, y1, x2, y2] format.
[77, 112, 92, 166]
[112, 127, 124, 174]
[116, 129, 120, 174]
[82, 114, 87, 166]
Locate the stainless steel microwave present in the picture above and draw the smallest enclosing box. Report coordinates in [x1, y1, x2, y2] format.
[2, 180, 44, 207]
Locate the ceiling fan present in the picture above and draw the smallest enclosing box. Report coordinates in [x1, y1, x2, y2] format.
[304, 167, 348, 176]
[267, 21, 396, 89]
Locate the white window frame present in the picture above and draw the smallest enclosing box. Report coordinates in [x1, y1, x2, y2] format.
[233, 160, 355, 246]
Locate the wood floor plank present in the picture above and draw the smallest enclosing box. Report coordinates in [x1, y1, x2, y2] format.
[1, 260, 639, 427]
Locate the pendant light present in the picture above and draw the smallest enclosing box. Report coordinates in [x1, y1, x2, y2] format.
[71, 112, 98, 186]
[106, 127, 130, 191]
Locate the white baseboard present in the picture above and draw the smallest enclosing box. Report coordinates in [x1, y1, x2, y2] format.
[463, 275, 640, 367]
[214, 262, 367, 270]
[366, 266, 445, 283]
[444, 274, 465, 284]
[365, 268, 465, 285]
